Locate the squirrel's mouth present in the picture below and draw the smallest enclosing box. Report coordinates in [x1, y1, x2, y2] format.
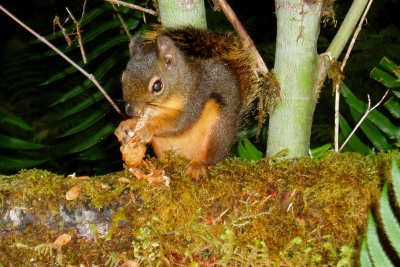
[145, 106, 160, 118]
[126, 102, 154, 117]
[132, 105, 158, 118]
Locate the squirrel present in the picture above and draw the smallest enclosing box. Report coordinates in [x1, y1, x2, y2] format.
[114, 27, 260, 179]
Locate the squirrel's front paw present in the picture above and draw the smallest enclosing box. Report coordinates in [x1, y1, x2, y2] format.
[134, 125, 154, 144]
[115, 118, 140, 145]
[185, 160, 206, 180]
[115, 118, 147, 168]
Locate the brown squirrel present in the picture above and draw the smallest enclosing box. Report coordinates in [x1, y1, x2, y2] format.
[114, 27, 259, 179]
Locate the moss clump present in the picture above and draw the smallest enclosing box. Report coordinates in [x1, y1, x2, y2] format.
[0, 152, 393, 266]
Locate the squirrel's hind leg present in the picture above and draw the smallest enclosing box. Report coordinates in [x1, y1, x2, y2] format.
[185, 160, 206, 180]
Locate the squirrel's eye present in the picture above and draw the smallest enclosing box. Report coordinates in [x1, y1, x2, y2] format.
[152, 80, 163, 94]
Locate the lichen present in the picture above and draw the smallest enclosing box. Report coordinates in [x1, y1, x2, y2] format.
[0, 151, 394, 266]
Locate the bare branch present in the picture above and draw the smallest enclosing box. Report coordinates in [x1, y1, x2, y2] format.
[79, 0, 88, 24]
[340, 0, 374, 72]
[53, 16, 72, 46]
[339, 90, 389, 152]
[109, 2, 132, 41]
[66, 7, 87, 64]
[334, 84, 340, 152]
[319, 53, 342, 152]
[0, 5, 126, 118]
[217, 0, 269, 76]
[104, 0, 157, 16]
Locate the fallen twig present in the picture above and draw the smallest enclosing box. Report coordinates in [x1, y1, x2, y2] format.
[104, 0, 157, 16]
[0, 5, 126, 118]
[339, 90, 389, 152]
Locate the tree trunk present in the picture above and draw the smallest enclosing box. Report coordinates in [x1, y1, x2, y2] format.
[267, 0, 323, 158]
[158, 0, 207, 29]
[267, 0, 370, 158]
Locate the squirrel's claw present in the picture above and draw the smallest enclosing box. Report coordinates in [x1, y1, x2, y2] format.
[134, 126, 154, 144]
[185, 160, 206, 180]
[115, 118, 140, 145]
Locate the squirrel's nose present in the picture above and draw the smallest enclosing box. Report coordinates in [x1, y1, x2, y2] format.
[125, 103, 144, 117]
[125, 104, 135, 116]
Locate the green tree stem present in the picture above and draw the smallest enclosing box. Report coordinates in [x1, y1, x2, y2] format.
[267, 0, 323, 158]
[267, 0, 371, 158]
[327, 0, 370, 60]
[317, 0, 370, 91]
[158, 0, 207, 29]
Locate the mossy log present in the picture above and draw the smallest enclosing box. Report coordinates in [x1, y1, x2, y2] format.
[0, 152, 392, 266]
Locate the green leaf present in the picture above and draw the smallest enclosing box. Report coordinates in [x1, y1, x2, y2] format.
[125, 18, 140, 30]
[0, 155, 49, 169]
[0, 135, 49, 149]
[42, 20, 122, 57]
[370, 57, 400, 88]
[379, 57, 400, 79]
[342, 83, 400, 139]
[339, 114, 371, 155]
[76, 145, 112, 160]
[310, 143, 332, 158]
[52, 51, 128, 106]
[51, 80, 94, 107]
[41, 34, 128, 86]
[238, 139, 263, 161]
[0, 108, 32, 130]
[59, 104, 112, 137]
[238, 125, 257, 140]
[379, 182, 400, 257]
[349, 107, 393, 152]
[384, 98, 400, 119]
[238, 140, 252, 161]
[370, 68, 400, 89]
[360, 238, 373, 267]
[65, 123, 115, 153]
[59, 91, 104, 119]
[391, 155, 400, 227]
[366, 211, 394, 267]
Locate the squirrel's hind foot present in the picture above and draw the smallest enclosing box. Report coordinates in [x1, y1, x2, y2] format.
[185, 160, 206, 180]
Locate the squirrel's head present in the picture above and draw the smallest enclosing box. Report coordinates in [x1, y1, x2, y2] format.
[121, 33, 189, 118]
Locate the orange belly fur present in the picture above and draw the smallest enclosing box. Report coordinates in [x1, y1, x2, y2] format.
[151, 100, 220, 163]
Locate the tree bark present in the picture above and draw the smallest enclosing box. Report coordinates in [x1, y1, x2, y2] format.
[158, 0, 207, 29]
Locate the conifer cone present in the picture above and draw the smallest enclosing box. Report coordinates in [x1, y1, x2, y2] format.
[120, 135, 146, 168]
[115, 117, 147, 168]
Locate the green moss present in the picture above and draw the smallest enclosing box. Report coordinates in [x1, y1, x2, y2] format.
[0, 152, 394, 266]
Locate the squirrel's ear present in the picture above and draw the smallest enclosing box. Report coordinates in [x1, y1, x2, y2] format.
[157, 35, 176, 68]
[129, 33, 141, 56]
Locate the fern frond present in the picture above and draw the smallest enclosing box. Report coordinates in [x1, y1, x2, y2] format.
[0, 135, 49, 149]
[0, 108, 32, 131]
[59, 103, 111, 137]
[339, 114, 371, 155]
[348, 106, 393, 151]
[0, 155, 49, 169]
[342, 84, 400, 140]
